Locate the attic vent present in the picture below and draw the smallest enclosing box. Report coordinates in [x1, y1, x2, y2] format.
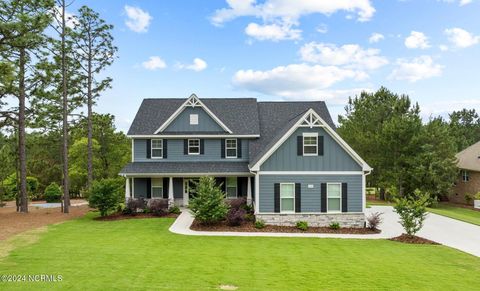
[190, 114, 198, 125]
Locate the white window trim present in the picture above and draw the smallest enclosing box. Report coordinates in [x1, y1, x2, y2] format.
[188, 139, 200, 155]
[327, 182, 342, 213]
[189, 114, 198, 125]
[280, 182, 295, 214]
[303, 132, 318, 156]
[462, 170, 469, 182]
[226, 177, 238, 199]
[151, 139, 163, 159]
[225, 138, 237, 159]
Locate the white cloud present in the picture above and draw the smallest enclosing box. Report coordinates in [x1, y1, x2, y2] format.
[439, 0, 473, 6]
[232, 63, 366, 100]
[299, 42, 388, 71]
[368, 33, 384, 43]
[444, 27, 480, 48]
[439, 44, 449, 51]
[404, 31, 430, 49]
[142, 56, 167, 70]
[53, 6, 77, 29]
[124, 5, 152, 33]
[389, 56, 443, 82]
[316, 24, 328, 34]
[420, 99, 480, 118]
[245, 22, 301, 41]
[177, 58, 208, 72]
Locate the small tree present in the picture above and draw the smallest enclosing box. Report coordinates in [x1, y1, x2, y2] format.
[394, 190, 429, 236]
[44, 182, 62, 203]
[189, 176, 229, 225]
[88, 178, 123, 217]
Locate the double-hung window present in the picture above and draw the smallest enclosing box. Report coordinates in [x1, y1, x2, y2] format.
[327, 183, 341, 213]
[280, 183, 295, 213]
[188, 139, 200, 155]
[226, 139, 237, 158]
[226, 177, 237, 198]
[303, 133, 318, 156]
[151, 139, 163, 158]
[462, 170, 470, 182]
[151, 178, 163, 198]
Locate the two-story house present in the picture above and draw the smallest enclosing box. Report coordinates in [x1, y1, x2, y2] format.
[119, 94, 372, 227]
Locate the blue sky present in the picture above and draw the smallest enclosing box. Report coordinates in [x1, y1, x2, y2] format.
[70, 0, 480, 132]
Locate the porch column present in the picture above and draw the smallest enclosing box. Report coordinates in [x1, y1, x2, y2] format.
[125, 177, 131, 202]
[247, 176, 252, 205]
[168, 177, 174, 207]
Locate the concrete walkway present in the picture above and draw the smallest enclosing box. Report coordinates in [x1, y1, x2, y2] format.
[169, 206, 480, 257]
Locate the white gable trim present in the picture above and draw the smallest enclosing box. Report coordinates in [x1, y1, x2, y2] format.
[249, 108, 372, 172]
[154, 94, 233, 134]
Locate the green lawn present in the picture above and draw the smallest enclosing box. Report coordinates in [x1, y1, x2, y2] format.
[1, 213, 480, 290]
[428, 203, 480, 226]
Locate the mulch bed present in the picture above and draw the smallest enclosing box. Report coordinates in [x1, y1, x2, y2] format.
[389, 234, 439, 245]
[95, 212, 179, 221]
[191, 219, 380, 234]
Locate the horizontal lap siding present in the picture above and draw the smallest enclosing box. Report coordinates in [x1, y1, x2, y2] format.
[258, 175, 363, 213]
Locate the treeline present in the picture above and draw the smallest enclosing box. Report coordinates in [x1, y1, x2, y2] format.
[0, 0, 118, 213]
[338, 87, 480, 201]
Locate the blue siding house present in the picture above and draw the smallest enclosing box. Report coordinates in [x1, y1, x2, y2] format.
[120, 94, 372, 227]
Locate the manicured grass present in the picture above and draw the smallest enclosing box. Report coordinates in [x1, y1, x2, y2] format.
[1, 213, 480, 290]
[428, 203, 480, 226]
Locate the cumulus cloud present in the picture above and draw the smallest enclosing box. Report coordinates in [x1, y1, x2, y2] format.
[245, 22, 301, 41]
[444, 27, 480, 48]
[142, 56, 167, 70]
[404, 31, 430, 49]
[124, 5, 152, 33]
[439, 0, 473, 6]
[177, 58, 208, 72]
[299, 42, 388, 71]
[389, 56, 443, 82]
[368, 32, 384, 43]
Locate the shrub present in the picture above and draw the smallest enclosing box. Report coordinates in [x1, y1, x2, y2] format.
[254, 219, 265, 229]
[296, 221, 308, 231]
[123, 198, 137, 215]
[227, 208, 246, 226]
[475, 192, 480, 200]
[148, 199, 168, 216]
[465, 193, 473, 204]
[394, 190, 429, 236]
[243, 203, 254, 214]
[329, 222, 341, 230]
[88, 178, 124, 217]
[366, 212, 383, 230]
[169, 205, 181, 214]
[245, 213, 255, 222]
[44, 182, 62, 203]
[228, 198, 246, 210]
[189, 176, 229, 225]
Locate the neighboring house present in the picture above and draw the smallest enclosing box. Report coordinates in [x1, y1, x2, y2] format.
[450, 141, 480, 204]
[119, 94, 372, 227]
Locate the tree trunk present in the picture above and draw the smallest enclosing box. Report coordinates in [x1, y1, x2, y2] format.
[86, 56, 93, 190]
[18, 48, 28, 213]
[61, 0, 70, 213]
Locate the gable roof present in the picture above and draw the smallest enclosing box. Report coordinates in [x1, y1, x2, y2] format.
[127, 96, 260, 136]
[456, 140, 480, 172]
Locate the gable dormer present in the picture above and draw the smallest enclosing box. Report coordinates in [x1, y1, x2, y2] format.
[154, 94, 232, 134]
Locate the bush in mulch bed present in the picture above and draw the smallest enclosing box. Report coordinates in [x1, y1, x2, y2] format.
[389, 234, 439, 245]
[190, 219, 380, 234]
[95, 212, 179, 221]
[96, 198, 180, 221]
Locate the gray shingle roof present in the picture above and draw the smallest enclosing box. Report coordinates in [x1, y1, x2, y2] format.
[127, 98, 260, 135]
[120, 162, 250, 174]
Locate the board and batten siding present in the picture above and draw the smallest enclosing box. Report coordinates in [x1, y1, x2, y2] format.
[164, 107, 225, 132]
[133, 138, 249, 162]
[260, 127, 362, 171]
[258, 174, 363, 213]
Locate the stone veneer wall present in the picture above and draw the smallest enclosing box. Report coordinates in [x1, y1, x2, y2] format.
[256, 213, 365, 228]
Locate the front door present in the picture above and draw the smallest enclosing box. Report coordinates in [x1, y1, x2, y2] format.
[183, 178, 199, 206]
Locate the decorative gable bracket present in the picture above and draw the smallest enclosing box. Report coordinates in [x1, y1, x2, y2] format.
[300, 112, 322, 128]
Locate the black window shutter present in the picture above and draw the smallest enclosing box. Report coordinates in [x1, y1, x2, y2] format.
[318, 136, 324, 156]
[295, 183, 301, 213]
[220, 139, 225, 158]
[274, 183, 280, 213]
[320, 183, 327, 212]
[183, 139, 188, 155]
[342, 183, 348, 212]
[146, 178, 152, 199]
[237, 139, 242, 158]
[146, 139, 151, 159]
[297, 136, 303, 156]
[163, 140, 168, 159]
[200, 139, 205, 155]
[163, 178, 169, 199]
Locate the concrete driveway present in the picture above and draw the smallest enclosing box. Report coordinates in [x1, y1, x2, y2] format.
[368, 206, 480, 257]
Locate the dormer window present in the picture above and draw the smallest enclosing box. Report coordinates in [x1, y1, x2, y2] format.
[303, 132, 318, 156]
[190, 114, 198, 125]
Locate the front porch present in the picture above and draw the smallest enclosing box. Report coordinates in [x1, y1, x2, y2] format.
[124, 175, 254, 207]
